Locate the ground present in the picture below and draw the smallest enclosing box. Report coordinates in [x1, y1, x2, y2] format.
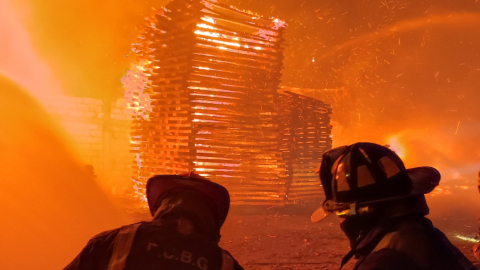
[220, 212, 351, 270]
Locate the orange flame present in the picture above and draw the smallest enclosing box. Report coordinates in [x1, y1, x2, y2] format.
[387, 135, 406, 160]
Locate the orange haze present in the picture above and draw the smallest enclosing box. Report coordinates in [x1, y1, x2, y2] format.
[2, 0, 480, 266]
[0, 77, 131, 269]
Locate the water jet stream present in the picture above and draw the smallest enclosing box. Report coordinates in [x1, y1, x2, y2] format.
[320, 13, 480, 60]
[0, 1, 131, 268]
[0, 77, 131, 270]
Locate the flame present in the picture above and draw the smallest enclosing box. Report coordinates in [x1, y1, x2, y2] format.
[429, 186, 453, 196]
[386, 135, 406, 160]
[201, 16, 216, 24]
[121, 61, 152, 120]
[194, 29, 220, 38]
[454, 234, 479, 243]
[197, 23, 215, 30]
[272, 18, 287, 30]
[194, 30, 242, 48]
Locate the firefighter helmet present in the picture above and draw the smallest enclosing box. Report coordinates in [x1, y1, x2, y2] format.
[146, 172, 230, 228]
[311, 142, 440, 222]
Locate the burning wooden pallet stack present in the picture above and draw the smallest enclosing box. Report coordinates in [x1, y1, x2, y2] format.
[278, 91, 332, 204]
[124, 0, 331, 206]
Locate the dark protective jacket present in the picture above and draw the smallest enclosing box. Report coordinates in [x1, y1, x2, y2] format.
[64, 219, 243, 270]
[343, 215, 475, 270]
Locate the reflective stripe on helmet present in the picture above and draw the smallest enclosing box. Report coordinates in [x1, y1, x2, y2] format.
[378, 156, 401, 178]
[332, 153, 351, 192]
[357, 165, 375, 187]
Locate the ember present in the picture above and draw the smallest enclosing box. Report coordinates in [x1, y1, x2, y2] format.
[278, 91, 332, 203]
[124, 0, 332, 206]
[5, 0, 480, 268]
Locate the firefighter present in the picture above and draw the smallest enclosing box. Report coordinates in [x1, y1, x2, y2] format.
[311, 142, 475, 270]
[473, 170, 480, 260]
[477, 170, 480, 194]
[64, 172, 243, 270]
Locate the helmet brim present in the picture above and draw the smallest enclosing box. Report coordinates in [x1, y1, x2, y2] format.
[311, 207, 331, 223]
[406, 166, 440, 195]
[311, 166, 440, 223]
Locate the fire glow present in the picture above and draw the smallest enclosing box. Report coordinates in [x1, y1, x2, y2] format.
[387, 135, 406, 160]
[124, 0, 333, 207]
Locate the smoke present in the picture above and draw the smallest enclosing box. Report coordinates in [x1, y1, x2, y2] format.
[219, 0, 480, 182]
[213, 1, 480, 184]
[0, 1, 142, 268]
[14, 0, 480, 180]
[19, 0, 169, 100]
[0, 77, 131, 269]
[1, 2, 479, 263]
[321, 19, 480, 181]
[0, 0, 62, 100]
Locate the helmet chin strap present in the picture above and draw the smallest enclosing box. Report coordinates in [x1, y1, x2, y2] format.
[324, 193, 419, 217]
[336, 203, 372, 217]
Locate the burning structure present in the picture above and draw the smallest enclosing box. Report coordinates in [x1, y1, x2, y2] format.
[278, 91, 332, 203]
[124, 0, 332, 206]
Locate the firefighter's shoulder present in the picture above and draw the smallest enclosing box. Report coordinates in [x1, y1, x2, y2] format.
[89, 222, 144, 243]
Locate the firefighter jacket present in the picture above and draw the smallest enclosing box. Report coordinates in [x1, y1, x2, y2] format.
[64, 219, 243, 270]
[342, 215, 475, 270]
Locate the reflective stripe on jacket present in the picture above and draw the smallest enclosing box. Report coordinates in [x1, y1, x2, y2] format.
[64, 220, 242, 270]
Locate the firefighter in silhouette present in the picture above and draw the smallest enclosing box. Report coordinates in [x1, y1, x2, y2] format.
[473, 170, 480, 260]
[64, 172, 243, 270]
[311, 142, 475, 270]
[477, 170, 480, 194]
[84, 164, 97, 181]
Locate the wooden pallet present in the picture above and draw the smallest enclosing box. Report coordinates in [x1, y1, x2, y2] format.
[124, 0, 330, 206]
[278, 91, 332, 204]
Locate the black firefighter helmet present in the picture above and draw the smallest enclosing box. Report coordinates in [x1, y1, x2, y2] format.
[146, 172, 230, 229]
[311, 142, 440, 222]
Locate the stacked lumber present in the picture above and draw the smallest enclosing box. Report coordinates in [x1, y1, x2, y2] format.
[278, 91, 332, 204]
[125, 0, 289, 205]
[124, 0, 333, 206]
